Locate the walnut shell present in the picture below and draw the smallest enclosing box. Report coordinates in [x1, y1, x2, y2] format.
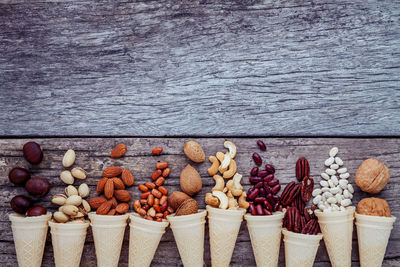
[355, 158, 390, 194]
[183, 141, 205, 163]
[180, 164, 202, 196]
[357, 197, 391, 217]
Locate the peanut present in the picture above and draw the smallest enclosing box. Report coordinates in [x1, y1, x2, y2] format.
[152, 147, 163, 155]
[158, 186, 168, 195]
[141, 192, 150, 199]
[160, 195, 168, 205]
[145, 182, 156, 189]
[147, 194, 154, 206]
[156, 162, 168, 169]
[138, 184, 148, 192]
[155, 177, 165, 186]
[151, 170, 162, 180]
[152, 189, 162, 198]
[154, 204, 161, 213]
[162, 168, 171, 177]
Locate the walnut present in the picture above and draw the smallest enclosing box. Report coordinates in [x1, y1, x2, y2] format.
[355, 158, 390, 194]
[357, 197, 391, 217]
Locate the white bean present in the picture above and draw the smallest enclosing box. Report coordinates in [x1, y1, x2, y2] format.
[327, 197, 337, 204]
[330, 164, 339, 170]
[343, 189, 352, 199]
[329, 180, 336, 188]
[331, 204, 339, 211]
[341, 199, 351, 207]
[340, 173, 350, 179]
[321, 187, 330, 193]
[339, 179, 348, 189]
[335, 157, 343, 166]
[318, 203, 327, 211]
[321, 195, 326, 202]
[337, 168, 347, 174]
[312, 189, 322, 197]
[330, 187, 340, 194]
[335, 194, 343, 203]
[325, 157, 335, 166]
[323, 191, 333, 198]
[347, 184, 354, 194]
[336, 186, 343, 195]
[329, 147, 338, 157]
[313, 195, 322, 205]
[321, 172, 330, 180]
[326, 168, 336, 175]
[320, 180, 329, 187]
[331, 175, 339, 186]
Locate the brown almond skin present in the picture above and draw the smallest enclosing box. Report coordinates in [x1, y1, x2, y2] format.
[180, 164, 202, 196]
[110, 144, 127, 158]
[103, 166, 123, 178]
[89, 197, 107, 209]
[183, 141, 205, 163]
[116, 203, 129, 214]
[168, 191, 191, 210]
[97, 178, 108, 195]
[114, 190, 131, 202]
[112, 177, 125, 190]
[121, 169, 134, 187]
[97, 201, 112, 215]
[104, 179, 114, 199]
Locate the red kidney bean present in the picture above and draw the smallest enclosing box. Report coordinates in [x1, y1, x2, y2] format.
[273, 202, 280, 212]
[259, 187, 266, 196]
[250, 167, 259, 176]
[263, 209, 272, 215]
[249, 203, 257, 215]
[258, 170, 269, 178]
[255, 181, 263, 189]
[252, 153, 262, 166]
[263, 200, 273, 211]
[256, 204, 264, 215]
[249, 176, 262, 184]
[266, 194, 275, 205]
[271, 184, 281, 194]
[272, 195, 280, 201]
[263, 174, 274, 182]
[257, 140, 267, 151]
[255, 197, 265, 204]
[263, 182, 271, 194]
[268, 179, 279, 187]
[265, 164, 275, 173]
[248, 188, 259, 200]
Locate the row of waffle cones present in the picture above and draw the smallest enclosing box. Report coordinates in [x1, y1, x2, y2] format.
[9, 205, 396, 267]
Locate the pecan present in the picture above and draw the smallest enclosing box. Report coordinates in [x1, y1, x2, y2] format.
[301, 176, 314, 202]
[296, 157, 310, 181]
[304, 208, 312, 222]
[281, 182, 301, 206]
[300, 215, 306, 231]
[284, 207, 301, 233]
[301, 219, 317, 234]
[291, 194, 305, 214]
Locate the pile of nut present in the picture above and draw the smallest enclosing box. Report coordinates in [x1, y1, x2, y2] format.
[133, 147, 174, 221]
[312, 147, 354, 212]
[9, 142, 50, 217]
[51, 149, 91, 223]
[282, 157, 320, 235]
[205, 141, 249, 210]
[247, 140, 281, 215]
[89, 166, 134, 215]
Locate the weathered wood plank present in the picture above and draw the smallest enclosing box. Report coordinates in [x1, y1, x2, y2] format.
[0, 137, 399, 266]
[0, 0, 399, 136]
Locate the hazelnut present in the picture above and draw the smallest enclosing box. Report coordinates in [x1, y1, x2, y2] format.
[23, 141, 43, 164]
[26, 205, 47, 217]
[8, 167, 31, 186]
[25, 177, 51, 196]
[10, 195, 32, 214]
[355, 158, 390, 194]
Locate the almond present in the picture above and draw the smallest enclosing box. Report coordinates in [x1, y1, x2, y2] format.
[97, 200, 112, 215]
[112, 177, 125, 190]
[97, 177, 108, 195]
[107, 209, 116, 215]
[104, 179, 114, 199]
[115, 203, 129, 214]
[184, 141, 205, 163]
[103, 166, 123, 178]
[89, 197, 107, 209]
[175, 198, 198, 216]
[114, 190, 131, 202]
[110, 144, 127, 158]
[121, 169, 134, 187]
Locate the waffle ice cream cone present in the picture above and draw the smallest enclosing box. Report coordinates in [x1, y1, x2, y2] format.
[355, 213, 396, 267]
[88, 212, 129, 267]
[49, 221, 89, 267]
[245, 212, 285, 267]
[128, 213, 169, 267]
[9, 212, 52, 267]
[315, 206, 355, 267]
[206, 205, 246, 267]
[282, 229, 323, 267]
[167, 210, 207, 267]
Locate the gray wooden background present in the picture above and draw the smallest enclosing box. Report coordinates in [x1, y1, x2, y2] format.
[0, 0, 399, 136]
[0, 138, 399, 266]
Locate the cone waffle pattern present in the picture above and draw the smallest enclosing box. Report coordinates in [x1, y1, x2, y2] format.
[357, 225, 392, 267]
[93, 226, 126, 267]
[51, 232, 86, 267]
[13, 232, 47, 267]
[173, 231, 203, 267]
[248, 228, 281, 267]
[129, 230, 163, 267]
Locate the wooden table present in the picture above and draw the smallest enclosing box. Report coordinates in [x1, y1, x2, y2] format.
[1, 138, 399, 266]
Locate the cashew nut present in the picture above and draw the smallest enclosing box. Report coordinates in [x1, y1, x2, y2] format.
[218, 152, 231, 174]
[228, 196, 239, 210]
[212, 191, 228, 209]
[224, 141, 237, 159]
[226, 189, 233, 198]
[226, 173, 243, 197]
[208, 156, 220, 176]
[205, 193, 219, 207]
[223, 159, 237, 179]
[212, 175, 224, 192]
[238, 192, 250, 209]
[216, 152, 225, 163]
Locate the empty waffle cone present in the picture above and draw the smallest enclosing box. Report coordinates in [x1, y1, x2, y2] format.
[88, 212, 129, 267]
[167, 210, 207, 267]
[245, 212, 285, 267]
[355, 213, 396, 267]
[49, 220, 89, 267]
[128, 213, 169, 267]
[315, 206, 355, 267]
[282, 229, 323, 267]
[9, 212, 52, 267]
[206, 205, 246, 267]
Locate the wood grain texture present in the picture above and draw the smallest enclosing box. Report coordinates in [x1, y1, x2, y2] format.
[0, 137, 399, 266]
[0, 0, 400, 136]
